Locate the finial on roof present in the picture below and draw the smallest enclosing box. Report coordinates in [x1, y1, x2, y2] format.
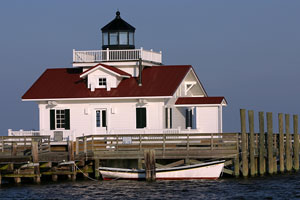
[116, 10, 120, 18]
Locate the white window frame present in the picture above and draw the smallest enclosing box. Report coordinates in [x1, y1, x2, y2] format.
[55, 109, 66, 130]
[98, 77, 107, 88]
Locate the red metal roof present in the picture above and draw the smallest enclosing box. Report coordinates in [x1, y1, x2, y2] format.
[80, 63, 131, 77]
[175, 97, 226, 105]
[22, 65, 191, 100]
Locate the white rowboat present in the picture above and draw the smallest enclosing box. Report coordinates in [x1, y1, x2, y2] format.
[99, 160, 225, 180]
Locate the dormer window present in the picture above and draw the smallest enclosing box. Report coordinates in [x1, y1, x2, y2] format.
[99, 78, 107, 87]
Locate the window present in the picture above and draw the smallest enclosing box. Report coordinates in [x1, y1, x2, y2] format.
[103, 32, 108, 45]
[129, 32, 134, 45]
[109, 32, 118, 45]
[99, 78, 107, 87]
[56, 110, 65, 128]
[136, 108, 146, 128]
[186, 109, 193, 128]
[50, 109, 70, 130]
[165, 107, 172, 129]
[119, 32, 128, 45]
[96, 109, 107, 128]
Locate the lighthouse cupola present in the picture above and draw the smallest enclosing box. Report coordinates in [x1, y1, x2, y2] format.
[101, 11, 136, 50]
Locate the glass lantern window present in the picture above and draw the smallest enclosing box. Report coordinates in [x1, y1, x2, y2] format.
[119, 32, 128, 45]
[103, 32, 108, 45]
[129, 32, 134, 45]
[110, 32, 118, 45]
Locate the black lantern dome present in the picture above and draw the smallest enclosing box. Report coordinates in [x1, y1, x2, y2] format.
[101, 11, 136, 50]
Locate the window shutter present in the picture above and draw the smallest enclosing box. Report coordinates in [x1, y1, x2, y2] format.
[185, 109, 189, 128]
[65, 109, 70, 130]
[165, 107, 168, 128]
[102, 110, 107, 127]
[170, 108, 172, 129]
[189, 109, 193, 128]
[136, 108, 146, 128]
[50, 110, 55, 130]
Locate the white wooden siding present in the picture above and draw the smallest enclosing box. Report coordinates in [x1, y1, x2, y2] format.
[196, 107, 219, 133]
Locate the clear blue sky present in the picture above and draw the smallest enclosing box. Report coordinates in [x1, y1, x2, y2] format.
[1, 0, 300, 135]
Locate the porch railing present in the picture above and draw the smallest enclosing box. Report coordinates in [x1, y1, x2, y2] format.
[73, 48, 162, 64]
[75, 132, 239, 158]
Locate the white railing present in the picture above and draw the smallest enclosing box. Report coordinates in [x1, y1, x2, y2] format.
[73, 48, 162, 64]
[8, 129, 75, 142]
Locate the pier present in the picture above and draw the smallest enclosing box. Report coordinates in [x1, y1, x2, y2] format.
[1, 109, 300, 184]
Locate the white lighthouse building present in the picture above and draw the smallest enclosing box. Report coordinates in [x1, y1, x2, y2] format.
[11, 11, 227, 141]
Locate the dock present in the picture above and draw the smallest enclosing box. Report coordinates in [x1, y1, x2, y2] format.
[1, 109, 300, 184]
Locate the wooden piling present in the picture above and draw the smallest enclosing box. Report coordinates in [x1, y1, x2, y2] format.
[144, 149, 156, 181]
[278, 113, 285, 173]
[32, 141, 41, 183]
[11, 142, 17, 156]
[68, 141, 76, 181]
[285, 114, 292, 172]
[75, 138, 79, 156]
[267, 112, 273, 174]
[248, 110, 255, 176]
[240, 109, 248, 177]
[94, 159, 100, 179]
[0, 173, 2, 185]
[259, 112, 265, 175]
[293, 115, 299, 171]
[233, 132, 240, 177]
[273, 133, 277, 174]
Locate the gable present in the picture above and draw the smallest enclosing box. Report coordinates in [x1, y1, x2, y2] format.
[174, 68, 207, 97]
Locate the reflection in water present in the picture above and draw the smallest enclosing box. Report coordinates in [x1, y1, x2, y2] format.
[1, 173, 300, 199]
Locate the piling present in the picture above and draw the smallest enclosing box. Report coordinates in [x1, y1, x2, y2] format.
[240, 109, 248, 177]
[267, 112, 273, 174]
[248, 110, 255, 176]
[144, 149, 156, 181]
[293, 115, 299, 171]
[32, 141, 40, 183]
[278, 113, 285, 173]
[285, 114, 292, 172]
[12, 142, 17, 156]
[94, 159, 100, 179]
[259, 112, 265, 175]
[68, 141, 76, 181]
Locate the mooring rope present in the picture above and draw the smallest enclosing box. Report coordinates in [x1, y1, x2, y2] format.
[73, 162, 99, 182]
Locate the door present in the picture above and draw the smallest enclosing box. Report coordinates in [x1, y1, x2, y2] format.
[95, 109, 107, 133]
[136, 107, 146, 128]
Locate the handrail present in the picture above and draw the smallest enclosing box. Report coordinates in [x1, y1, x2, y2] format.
[73, 48, 162, 64]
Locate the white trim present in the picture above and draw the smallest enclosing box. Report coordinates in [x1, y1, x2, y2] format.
[175, 104, 225, 107]
[80, 64, 130, 79]
[22, 96, 173, 102]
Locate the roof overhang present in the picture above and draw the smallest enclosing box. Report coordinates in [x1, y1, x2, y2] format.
[22, 96, 173, 102]
[80, 64, 131, 79]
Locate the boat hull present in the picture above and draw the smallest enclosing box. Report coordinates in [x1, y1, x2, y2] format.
[99, 160, 225, 180]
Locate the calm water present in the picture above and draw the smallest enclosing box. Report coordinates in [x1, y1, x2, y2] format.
[1, 173, 300, 200]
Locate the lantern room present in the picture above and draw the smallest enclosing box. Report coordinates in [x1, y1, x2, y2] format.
[101, 11, 136, 50]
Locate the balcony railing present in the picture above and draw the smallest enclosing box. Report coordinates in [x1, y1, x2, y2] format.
[73, 48, 162, 64]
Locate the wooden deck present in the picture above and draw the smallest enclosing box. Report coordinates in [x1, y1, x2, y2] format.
[75, 133, 239, 160]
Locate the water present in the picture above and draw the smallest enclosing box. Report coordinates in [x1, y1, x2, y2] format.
[1, 173, 300, 200]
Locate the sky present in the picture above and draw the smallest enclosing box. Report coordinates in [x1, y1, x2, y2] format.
[0, 0, 300, 135]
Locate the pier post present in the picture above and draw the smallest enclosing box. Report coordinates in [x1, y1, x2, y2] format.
[285, 114, 292, 172]
[144, 149, 156, 181]
[240, 109, 248, 177]
[11, 142, 17, 156]
[273, 133, 278, 174]
[248, 110, 255, 176]
[259, 112, 265, 175]
[84, 137, 87, 154]
[68, 141, 76, 181]
[76, 138, 79, 155]
[234, 133, 240, 177]
[293, 115, 299, 171]
[278, 113, 285, 173]
[94, 159, 100, 179]
[267, 112, 273, 174]
[32, 141, 41, 183]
